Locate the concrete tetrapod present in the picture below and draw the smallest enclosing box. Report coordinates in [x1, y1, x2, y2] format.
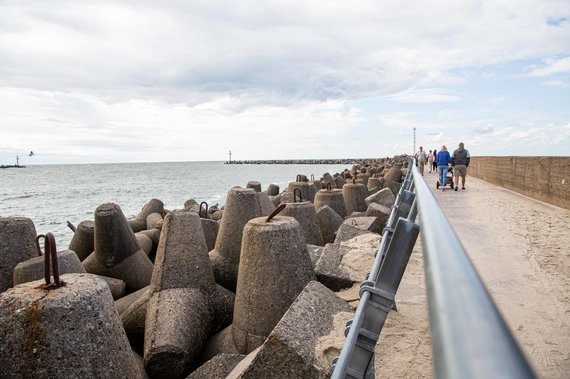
[232, 216, 316, 354]
[342, 182, 368, 216]
[209, 188, 261, 292]
[314, 188, 347, 219]
[280, 201, 324, 246]
[227, 281, 352, 378]
[144, 211, 230, 379]
[0, 217, 37, 292]
[315, 205, 344, 244]
[83, 203, 153, 291]
[0, 274, 141, 378]
[68, 220, 95, 261]
[286, 181, 311, 202]
[13, 249, 85, 286]
[129, 198, 165, 233]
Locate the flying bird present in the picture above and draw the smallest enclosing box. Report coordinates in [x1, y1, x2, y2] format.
[29, 151, 34, 157]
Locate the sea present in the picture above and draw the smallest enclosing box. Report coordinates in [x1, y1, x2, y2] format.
[0, 161, 351, 247]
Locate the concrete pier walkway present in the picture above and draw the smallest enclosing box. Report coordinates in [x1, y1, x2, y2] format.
[374, 170, 570, 378]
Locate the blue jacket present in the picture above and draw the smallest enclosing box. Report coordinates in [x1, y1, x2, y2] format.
[436, 151, 451, 167]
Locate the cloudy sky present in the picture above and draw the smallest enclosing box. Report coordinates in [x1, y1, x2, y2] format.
[1, 1, 569, 164]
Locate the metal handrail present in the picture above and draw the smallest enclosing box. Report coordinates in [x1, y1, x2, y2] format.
[332, 165, 416, 379]
[411, 158, 536, 378]
[331, 158, 536, 378]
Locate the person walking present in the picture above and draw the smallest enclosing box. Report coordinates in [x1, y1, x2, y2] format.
[436, 145, 451, 192]
[432, 149, 438, 172]
[452, 142, 470, 191]
[427, 149, 434, 173]
[415, 146, 428, 175]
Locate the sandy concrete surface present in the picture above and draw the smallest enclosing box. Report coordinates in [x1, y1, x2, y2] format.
[338, 171, 570, 378]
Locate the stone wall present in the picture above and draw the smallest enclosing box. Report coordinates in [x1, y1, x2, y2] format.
[469, 157, 570, 210]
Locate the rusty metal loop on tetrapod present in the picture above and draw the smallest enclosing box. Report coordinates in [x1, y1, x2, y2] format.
[326, 183, 332, 191]
[199, 201, 208, 218]
[293, 188, 302, 203]
[310, 174, 315, 181]
[35, 232, 63, 288]
[266, 203, 286, 222]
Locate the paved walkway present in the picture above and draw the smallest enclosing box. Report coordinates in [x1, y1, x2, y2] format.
[373, 170, 569, 378]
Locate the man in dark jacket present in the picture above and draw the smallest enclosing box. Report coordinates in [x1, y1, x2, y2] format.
[452, 142, 470, 191]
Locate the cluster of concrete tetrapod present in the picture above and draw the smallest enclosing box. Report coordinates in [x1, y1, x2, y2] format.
[0, 155, 408, 379]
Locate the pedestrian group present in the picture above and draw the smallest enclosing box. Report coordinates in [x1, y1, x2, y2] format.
[415, 142, 470, 193]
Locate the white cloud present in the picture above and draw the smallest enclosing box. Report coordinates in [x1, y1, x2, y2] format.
[383, 88, 460, 103]
[528, 56, 570, 77]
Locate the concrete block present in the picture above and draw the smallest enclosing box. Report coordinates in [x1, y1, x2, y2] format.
[83, 203, 153, 291]
[365, 187, 396, 208]
[306, 244, 325, 269]
[13, 249, 85, 286]
[129, 198, 165, 232]
[227, 281, 352, 379]
[334, 217, 383, 243]
[257, 191, 276, 217]
[315, 205, 343, 244]
[188, 354, 246, 379]
[199, 325, 240, 364]
[384, 167, 403, 183]
[210, 188, 261, 292]
[0, 217, 37, 292]
[0, 274, 140, 378]
[99, 275, 126, 300]
[116, 285, 150, 315]
[383, 179, 402, 196]
[314, 188, 347, 219]
[232, 216, 316, 354]
[342, 183, 368, 216]
[68, 220, 95, 261]
[365, 203, 391, 227]
[315, 234, 380, 291]
[280, 202, 324, 246]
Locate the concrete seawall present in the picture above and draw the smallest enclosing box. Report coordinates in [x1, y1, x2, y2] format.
[469, 156, 570, 210]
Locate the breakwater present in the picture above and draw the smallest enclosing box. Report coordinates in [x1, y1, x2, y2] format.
[469, 156, 570, 210]
[0, 155, 409, 378]
[226, 158, 385, 165]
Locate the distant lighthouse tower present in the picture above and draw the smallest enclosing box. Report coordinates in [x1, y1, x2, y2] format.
[229, 150, 232, 164]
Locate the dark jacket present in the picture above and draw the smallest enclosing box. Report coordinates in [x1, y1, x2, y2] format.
[452, 147, 470, 166]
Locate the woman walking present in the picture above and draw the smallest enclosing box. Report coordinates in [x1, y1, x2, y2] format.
[436, 145, 451, 192]
[432, 149, 438, 172]
[428, 150, 434, 173]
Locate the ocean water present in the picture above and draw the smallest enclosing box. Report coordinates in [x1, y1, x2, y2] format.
[0, 161, 350, 247]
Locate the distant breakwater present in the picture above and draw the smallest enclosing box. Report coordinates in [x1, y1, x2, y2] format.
[226, 158, 379, 165]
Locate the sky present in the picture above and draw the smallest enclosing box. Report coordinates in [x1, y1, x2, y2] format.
[1, 1, 569, 165]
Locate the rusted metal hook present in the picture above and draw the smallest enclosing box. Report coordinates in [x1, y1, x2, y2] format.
[310, 174, 315, 181]
[296, 174, 302, 183]
[66, 221, 76, 232]
[199, 202, 208, 218]
[35, 232, 63, 288]
[326, 183, 332, 191]
[293, 188, 302, 203]
[266, 204, 286, 222]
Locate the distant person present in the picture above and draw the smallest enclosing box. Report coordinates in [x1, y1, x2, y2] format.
[432, 149, 438, 172]
[415, 146, 428, 175]
[427, 149, 434, 173]
[452, 142, 470, 191]
[436, 145, 451, 192]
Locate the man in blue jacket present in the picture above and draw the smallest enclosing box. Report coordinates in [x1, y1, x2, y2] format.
[452, 142, 470, 191]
